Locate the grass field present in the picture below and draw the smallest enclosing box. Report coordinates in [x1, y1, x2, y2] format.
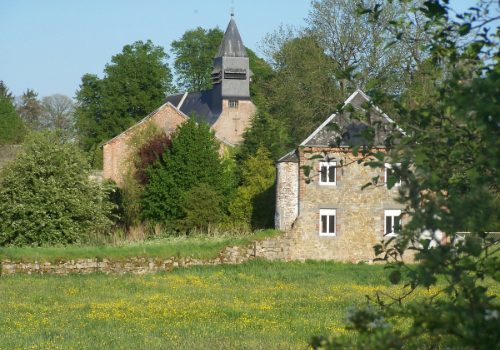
[0, 260, 473, 350]
[0, 230, 279, 263]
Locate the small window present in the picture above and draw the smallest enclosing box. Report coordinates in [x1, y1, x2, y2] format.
[319, 209, 336, 236]
[384, 210, 402, 237]
[319, 161, 336, 185]
[229, 100, 239, 109]
[385, 163, 402, 188]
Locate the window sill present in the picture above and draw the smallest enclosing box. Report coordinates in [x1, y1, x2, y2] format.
[318, 182, 337, 186]
[319, 233, 336, 237]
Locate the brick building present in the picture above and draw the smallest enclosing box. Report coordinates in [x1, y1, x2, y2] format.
[274, 89, 407, 261]
[103, 16, 256, 185]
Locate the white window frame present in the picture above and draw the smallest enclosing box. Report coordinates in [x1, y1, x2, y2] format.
[319, 161, 336, 185]
[384, 209, 402, 237]
[319, 209, 336, 236]
[384, 163, 402, 188]
[229, 99, 239, 109]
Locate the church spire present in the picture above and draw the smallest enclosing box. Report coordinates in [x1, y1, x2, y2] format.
[211, 16, 250, 100]
[215, 16, 247, 58]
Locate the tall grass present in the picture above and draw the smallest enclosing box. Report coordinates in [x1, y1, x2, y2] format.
[0, 261, 390, 349]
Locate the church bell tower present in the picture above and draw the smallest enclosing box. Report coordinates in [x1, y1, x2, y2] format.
[211, 15, 251, 101]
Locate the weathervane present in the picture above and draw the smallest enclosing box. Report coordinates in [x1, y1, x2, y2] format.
[230, 0, 235, 17]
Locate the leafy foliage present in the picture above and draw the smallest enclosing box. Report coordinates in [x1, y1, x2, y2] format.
[229, 146, 276, 228]
[75, 40, 174, 162]
[16, 89, 43, 130]
[312, 1, 500, 348]
[0, 132, 114, 246]
[179, 183, 225, 232]
[237, 111, 290, 163]
[0, 95, 26, 145]
[171, 27, 224, 92]
[260, 35, 343, 146]
[134, 133, 172, 185]
[141, 119, 228, 228]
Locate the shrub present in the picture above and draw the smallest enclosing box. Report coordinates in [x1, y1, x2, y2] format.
[0, 132, 114, 246]
[141, 119, 229, 227]
[135, 133, 172, 185]
[0, 95, 26, 144]
[179, 183, 225, 232]
[229, 146, 276, 228]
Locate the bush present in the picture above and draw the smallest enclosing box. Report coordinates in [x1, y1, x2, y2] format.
[141, 119, 229, 228]
[179, 183, 225, 232]
[229, 146, 276, 228]
[0, 132, 114, 246]
[135, 133, 172, 185]
[0, 95, 26, 145]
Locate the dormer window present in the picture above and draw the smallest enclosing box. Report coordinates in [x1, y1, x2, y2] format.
[229, 100, 239, 109]
[319, 161, 336, 185]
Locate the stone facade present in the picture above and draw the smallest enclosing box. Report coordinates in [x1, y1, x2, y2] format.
[274, 90, 414, 262]
[275, 160, 299, 231]
[298, 148, 403, 261]
[212, 99, 256, 145]
[102, 103, 188, 186]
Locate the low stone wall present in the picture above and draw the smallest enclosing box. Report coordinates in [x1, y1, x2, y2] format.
[0, 240, 290, 276]
[0, 233, 396, 276]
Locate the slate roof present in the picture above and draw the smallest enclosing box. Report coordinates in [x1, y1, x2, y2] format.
[216, 18, 247, 58]
[164, 89, 222, 126]
[300, 89, 398, 148]
[277, 149, 299, 163]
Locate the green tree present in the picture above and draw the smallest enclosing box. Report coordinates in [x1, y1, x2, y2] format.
[238, 111, 290, 162]
[264, 35, 343, 146]
[0, 95, 26, 145]
[312, 1, 500, 348]
[17, 89, 43, 130]
[0, 132, 114, 246]
[75, 40, 174, 162]
[180, 183, 225, 232]
[171, 27, 224, 92]
[229, 146, 276, 228]
[141, 119, 228, 227]
[0, 80, 14, 103]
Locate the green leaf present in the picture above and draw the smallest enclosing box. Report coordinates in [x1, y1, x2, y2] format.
[389, 270, 401, 285]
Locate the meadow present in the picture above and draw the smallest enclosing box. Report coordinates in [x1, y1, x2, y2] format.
[0, 260, 469, 350]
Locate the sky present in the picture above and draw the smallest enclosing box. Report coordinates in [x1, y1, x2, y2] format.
[0, 0, 483, 99]
[0, 0, 310, 98]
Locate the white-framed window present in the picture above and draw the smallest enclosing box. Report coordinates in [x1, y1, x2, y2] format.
[319, 209, 336, 236]
[384, 209, 402, 237]
[229, 99, 239, 109]
[384, 163, 402, 188]
[319, 161, 336, 185]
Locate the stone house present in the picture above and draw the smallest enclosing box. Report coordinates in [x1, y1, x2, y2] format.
[274, 89, 407, 262]
[102, 16, 256, 185]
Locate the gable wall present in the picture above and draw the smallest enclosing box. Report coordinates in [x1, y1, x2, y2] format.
[102, 105, 187, 186]
[284, 147, 405, 262]
[211, 99, 256, 145]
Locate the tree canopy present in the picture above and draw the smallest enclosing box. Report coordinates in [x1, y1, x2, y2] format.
[141, 119, 228, 228]
[311, 1, 500, 348]
[75, 40, 174, 160]
[0, 95, 26, 145]
[0, 132, 114, 246]
[171, 27, 224, 92]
